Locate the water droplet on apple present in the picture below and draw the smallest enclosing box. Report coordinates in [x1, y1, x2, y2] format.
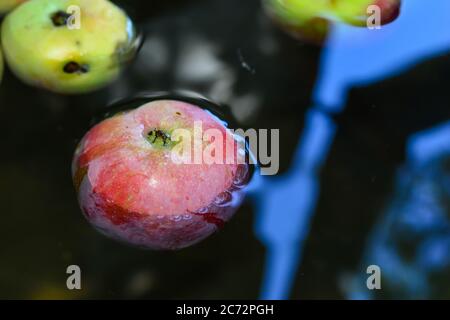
[214, 191, 232, 207]
[182, 214, 192, 221]
[172, 215, 183, 222]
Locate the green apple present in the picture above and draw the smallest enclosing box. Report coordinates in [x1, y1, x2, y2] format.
[266, 0, 377, 24]
[0, 0, 27, 14]
[1, 0, 139, 94]
[264, 0, 401, 42]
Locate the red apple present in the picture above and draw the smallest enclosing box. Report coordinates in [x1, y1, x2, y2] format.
[72, 100, 250, 250]
[373, 0, 401, 25]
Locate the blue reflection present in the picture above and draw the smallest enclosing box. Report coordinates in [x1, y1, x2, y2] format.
[315, 0, 450, 112]
[348, 122, 450, 299]
[418, 236, 450, 271]
[253, 0, 450, 299]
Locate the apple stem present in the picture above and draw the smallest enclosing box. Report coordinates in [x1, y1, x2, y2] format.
[63, 62, 89, 74]
[51, 11, 71, 27]
[146, 129, 175, 148]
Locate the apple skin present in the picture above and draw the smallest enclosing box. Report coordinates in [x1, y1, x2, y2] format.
[72, 100, 250, 250]
[0, 0, 27, 14]
[1, 0, 138, 94]
[264, 0, 401, 43]
[373, 0, 401, 25]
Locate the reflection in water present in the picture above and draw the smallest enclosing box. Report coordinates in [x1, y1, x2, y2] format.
[253, 0, 450, 299]
[347, 122, 450, 299]
[1, 0, 448, 299]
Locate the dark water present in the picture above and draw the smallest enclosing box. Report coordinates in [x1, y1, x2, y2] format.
[0, 0, 449, 299]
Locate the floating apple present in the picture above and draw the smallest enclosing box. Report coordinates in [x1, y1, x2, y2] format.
[0, 0, 26, 14]
[1, 0, 139, 94]
[72, 99, 251, 250]
[264, 0, 401, 43]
